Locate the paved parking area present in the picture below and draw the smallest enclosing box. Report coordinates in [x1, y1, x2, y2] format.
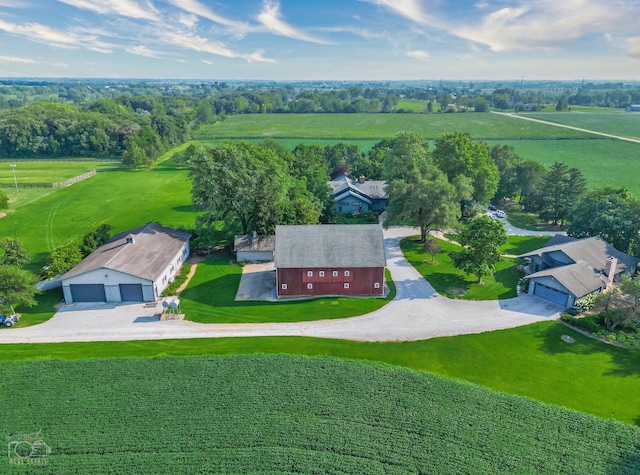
[235, 262, 277, 301]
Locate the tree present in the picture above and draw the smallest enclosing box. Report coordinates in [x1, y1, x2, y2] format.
[431, 131, 499, 210]
[382, 132, 430, 182]
[0, 237, 29, 267]
[449, 215, 507, 284]
[81, 224, 112, 256]
[539, 162, 586, 226]
[515, 160, 546, 209]
[43, 245, 83, 279]
[423, 238, 442, 262]
[384, 164, 471, 242]
[595, 276, 640, 331]
[0, 265, 39, 314]
[0, 189, 8, 209]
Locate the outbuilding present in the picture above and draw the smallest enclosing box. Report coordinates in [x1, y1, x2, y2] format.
[275, 224, 386, 298]
[234, 233, 275, 262]
[60, 223, 190, 303]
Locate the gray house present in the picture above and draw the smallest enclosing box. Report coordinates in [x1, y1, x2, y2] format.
[234, 233, 275, 262]
[518, 235, 639, 307]
[328, 175, 388, 214]
[60, 223, 190, 303]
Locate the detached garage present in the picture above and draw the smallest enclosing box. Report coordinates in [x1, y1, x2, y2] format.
[60, 223, 190, 304]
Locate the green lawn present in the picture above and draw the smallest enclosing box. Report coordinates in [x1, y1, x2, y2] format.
[0, 162, 201, 272]
[1, 322, 639, 425]
[395, 98, 431, 112]
[499, 235, 551, 255]
[400, 236, 520, 300]
[0, 160, 116, 184]
[180, 258, 395, 323]
[0, 288, 61, 330]
[523, 112, 640, 139]
[194, 113, 592, 141]
[1, 353, 638, 473]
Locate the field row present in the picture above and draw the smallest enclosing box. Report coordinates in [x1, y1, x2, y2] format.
[1, 354, 638, 473]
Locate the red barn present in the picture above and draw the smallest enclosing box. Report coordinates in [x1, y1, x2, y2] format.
[275, 224, 386, 298]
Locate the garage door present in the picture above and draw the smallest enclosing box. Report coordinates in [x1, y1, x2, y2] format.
[119, 284, 144, 302]
[70, 284, 106, 302]
[534, 282, 569, 306]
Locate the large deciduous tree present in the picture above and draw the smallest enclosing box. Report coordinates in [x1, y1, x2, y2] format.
[43, 245, 83, 279]
[0, 265, 39, 314]
[449, 215, 507, 284]
[595, 276, 640, 331]
[384, 164, 471, 242]
[0, 237, 29, 267]
[382, 132, 430, 183]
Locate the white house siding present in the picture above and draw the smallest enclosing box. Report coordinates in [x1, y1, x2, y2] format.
[237, 250, 274, 262]
[62, 268, 153, 303]
[156, 241, 190, 297]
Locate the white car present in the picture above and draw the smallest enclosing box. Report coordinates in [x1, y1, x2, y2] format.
[496, 210, 505, 218]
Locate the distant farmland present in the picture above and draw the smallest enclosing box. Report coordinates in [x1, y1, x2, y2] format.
[523, 112, 640, 139]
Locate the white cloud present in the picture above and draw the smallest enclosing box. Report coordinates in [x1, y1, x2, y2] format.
[454, 1, 631, 51]
[125, 45, 162, 58]
[160, 31, 275, 63]
[201, 59, 213, 65]
[627, 37, 640, 58]
[56, 0, 160, 22]
[363, 0, 431, 25]
[0, 18, 115, 52]
[407, 49, 429, 60]
[257, 0, 330, 44]
[0, 55, 35, 63]
[166, 0, 246, 28]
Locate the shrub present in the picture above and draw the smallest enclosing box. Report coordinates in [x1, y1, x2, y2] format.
[574, 292, 598, 313]
[162, 263, 192, 296]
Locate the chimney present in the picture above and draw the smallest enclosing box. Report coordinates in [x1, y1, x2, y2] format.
[604, 256, 617, 288]
[358, 175, 365, 184]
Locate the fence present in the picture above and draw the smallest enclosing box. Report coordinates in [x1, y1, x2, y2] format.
[0, 170, 96, 189]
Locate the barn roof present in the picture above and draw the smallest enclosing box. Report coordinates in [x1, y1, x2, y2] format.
[275, 224, 386, 268]
[61, 223, 190, 282]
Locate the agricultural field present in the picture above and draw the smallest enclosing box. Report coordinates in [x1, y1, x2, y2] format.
[194, 113, 593, 141]
[198, 138, 380, 152]
[1, 354, 638, 473]
[180, 258, 395, 323]
[523, 112, 640, 139]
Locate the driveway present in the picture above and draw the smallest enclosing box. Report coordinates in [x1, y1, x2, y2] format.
[0, 227, 563, 344]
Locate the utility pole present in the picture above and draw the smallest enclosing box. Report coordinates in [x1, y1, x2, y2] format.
[10, 163, 18, 193]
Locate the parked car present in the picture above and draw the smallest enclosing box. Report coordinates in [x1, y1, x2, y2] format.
[0, 314, 19, 327]
[496, 210, 505, 218]
[488, 203, 497, 211]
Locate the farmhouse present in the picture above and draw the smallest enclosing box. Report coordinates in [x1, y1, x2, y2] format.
[626, 105, 640, 112]
[518, 235, 639, 307]
[275, 224, 386, 298]
[328, 175, 388, 214]
[60, 223, 190, 303]
[234, 232, 275, 262]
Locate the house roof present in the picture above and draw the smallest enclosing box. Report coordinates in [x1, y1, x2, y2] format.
[275, 224, 386, 268]
[334, 189, 372, 205]
[518, 235, 640, 274]
[328, 175, 388, 200]
[234, 234, 275, 253]
[61, 223, 190, 282]
[528, 261, 607, 298]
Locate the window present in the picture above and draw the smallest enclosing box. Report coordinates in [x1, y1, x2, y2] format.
[344, 283, 350, 289]
[319, 271, 325, 277]
[307, 283, 313, 289]
[281, 283, 288, 290]
[307, 271, 313, 277]
[344, 270, 350, 277]
[332, 271, 338, 277]
[374, 282, 380, 289]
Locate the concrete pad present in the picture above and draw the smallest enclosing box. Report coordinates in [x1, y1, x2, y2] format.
[235, 262, 276, 301]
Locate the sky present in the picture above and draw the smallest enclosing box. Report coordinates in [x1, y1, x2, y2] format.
[0, 0, 639, 81]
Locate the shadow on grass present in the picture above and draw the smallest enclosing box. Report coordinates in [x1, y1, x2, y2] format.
[172, 205, 200, 213]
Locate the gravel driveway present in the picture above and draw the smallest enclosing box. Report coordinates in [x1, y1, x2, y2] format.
[0, 227, 562, 344]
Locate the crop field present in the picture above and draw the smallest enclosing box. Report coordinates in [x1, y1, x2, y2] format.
[180, 258, 395, 322]
[194, 113, 592, 141]
[487, 138, 640, 196]
[199, 138, 380, 152]
[523, 112, 640, 139]
[0, 161, 200, 271]
[1, 354, 638, 473]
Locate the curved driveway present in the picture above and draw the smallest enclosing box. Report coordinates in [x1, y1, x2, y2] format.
[0, 227, 562, 344]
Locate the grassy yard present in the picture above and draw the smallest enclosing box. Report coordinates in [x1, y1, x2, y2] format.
[0, 161, 200, 272]
[401, 236, 521, 300]
[0, 160, 116, 184]
[194, 113, 592, 141]
[523, 112, 640, 139]
[1, 353, 638, 473]
[1, 321, 639, 425]
[499, 235, 550, 255]
[180, 258, 395, 323]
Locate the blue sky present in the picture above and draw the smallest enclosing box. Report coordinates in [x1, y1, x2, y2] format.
[0, 0, 639, 80]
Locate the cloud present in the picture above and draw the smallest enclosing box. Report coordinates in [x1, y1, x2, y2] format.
[363, 0, 431, 25]
[0, 18, 115, 52]
[257, 0, 330, 44]
[201, 59, 213, 65]
[56, 0, 160, 21]
[407, 49, 429, 60]
[125, 45, 162, 58]
[160, 31, 275, 63]
[165, 0, 246, 28]
[627, 37, 640, 58]
[0, 55, 35, 63]
[0, 0, 32, 6]
[453, 0, 630, 51]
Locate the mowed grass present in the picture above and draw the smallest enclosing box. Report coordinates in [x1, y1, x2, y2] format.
[194, 113, 592, 140]
[489, 138, 640, 196]
[523, 112, 640, 139]
[198, 138, 380, 152]
[401, 236, 520, 300]
[0, 160, 116, 184]
[0, 162, 200, 271]
[1, 322, 640, 425]
[499, 235, 551, 255]
[180, 258, 395, 323]
[1, 354, 639, 474]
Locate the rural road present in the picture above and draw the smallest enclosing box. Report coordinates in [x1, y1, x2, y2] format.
[491, 111, 640, 144]
[0, 227, 562, 344]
